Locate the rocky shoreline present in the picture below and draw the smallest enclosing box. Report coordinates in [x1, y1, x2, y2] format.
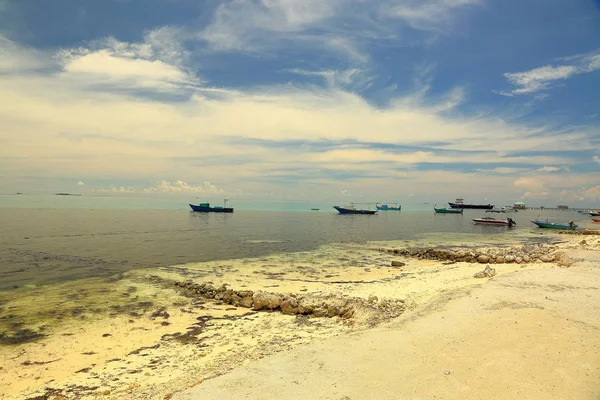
[1, 236, 592, 400]
[378, 241, 577, 266]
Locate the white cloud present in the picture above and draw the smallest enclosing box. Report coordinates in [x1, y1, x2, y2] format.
[1, 37, 599, 203]
[513, 177, 549, 200]
[593, 156, 600, 164]
[560, 186, 600, 202]
[201, 0, 340, 51]
[77, 180, 85, 186]
[475, 167, 527, 175]
[56, 30, 198, 92]
[503, 49, 600, 95]
[537, 166, 560, 172]
[0, 36, 53, 72]
[384, 0, 480, 32]
[93, 185, 136, 193]
[143, 180, 224, 194]
[199, 0, 479, 64]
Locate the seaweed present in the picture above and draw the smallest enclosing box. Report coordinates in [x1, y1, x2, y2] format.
[0, 329, 47, 345]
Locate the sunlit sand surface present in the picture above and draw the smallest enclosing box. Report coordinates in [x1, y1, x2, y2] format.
[1, 234, 598, 399]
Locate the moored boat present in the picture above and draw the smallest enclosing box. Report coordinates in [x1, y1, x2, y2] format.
[592, 218, 600, 223]
[189, 199, 234, 213]
[589, 211, 600, 217]
[333, 205, 377, 215]
[433, 205, 463, 214]
[472, 210, 516, 226]
[448, 198, 494, 209]
[376, 203, 401, 211]
[531, 220, 577, 230]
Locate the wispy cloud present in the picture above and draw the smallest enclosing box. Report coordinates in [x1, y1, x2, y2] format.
[286, 68, 372, 90]
[143, 180, 224, 194]
[593, 156, 600, 164]
[502, 49, 600, 95]
[199, 0, 480, 65]
[536, 166, 560, 172]
[384, 0, 480, 32]
[200, 0, 340, 51]
[56, 29, 198, 93]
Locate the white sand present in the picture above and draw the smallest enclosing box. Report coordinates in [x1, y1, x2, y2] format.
[175, 258, 600, 399]
[2, 236, 599, 399]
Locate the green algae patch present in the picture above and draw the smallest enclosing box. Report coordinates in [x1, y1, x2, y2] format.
[0, 328, 47, 345]
[0, 274, 189, 347]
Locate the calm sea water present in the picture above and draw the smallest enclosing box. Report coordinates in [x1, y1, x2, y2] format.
[0, 195, 594, 289]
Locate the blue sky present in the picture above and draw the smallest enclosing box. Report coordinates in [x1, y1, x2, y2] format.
[0, 0, 599, 205]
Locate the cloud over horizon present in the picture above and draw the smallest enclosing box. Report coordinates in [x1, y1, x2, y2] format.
[0, 0, 599, 205]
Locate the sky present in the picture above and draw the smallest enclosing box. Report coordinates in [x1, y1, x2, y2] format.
[0, 0, 599, 206]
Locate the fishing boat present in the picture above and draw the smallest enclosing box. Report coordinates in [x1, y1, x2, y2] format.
[448, 198, 494, 209]
[189, 199, 233, 213]
[472, 210, 516, 227]
[333, 205, 377, 215]
[433, 205, 463, 214]
[531, 219, 577, 230]
[376, 203, 401, 211]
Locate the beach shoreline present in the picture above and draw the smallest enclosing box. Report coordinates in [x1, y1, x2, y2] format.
[1, 234, 599, 399]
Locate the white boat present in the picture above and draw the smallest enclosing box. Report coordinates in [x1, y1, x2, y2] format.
[472, 210, 516, 227]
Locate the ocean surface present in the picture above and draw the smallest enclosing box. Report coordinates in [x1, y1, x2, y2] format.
[0, 195, 595, 290]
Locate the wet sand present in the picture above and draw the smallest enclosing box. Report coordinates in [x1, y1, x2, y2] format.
[1, 235, 599, 399]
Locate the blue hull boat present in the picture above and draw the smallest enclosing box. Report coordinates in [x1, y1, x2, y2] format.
[189, 200, 233, 213]
[531, 220, 576, 230]
[376, 203, 401, 211]
[333, 206, 377, 215]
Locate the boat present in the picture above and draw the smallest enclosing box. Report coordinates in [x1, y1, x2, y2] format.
[433, 205, 463, 214]
[333, 205, 377, 215]
[589, 211, 600, 217]
[448, 198, 494, 209]
[500, 207, 518, 212]
[189, 199, 233, 213]
[376, 203, 401, 211]
[472, 210, 516, 227]
[592, 218, 600, 223]
[310, 208, 320, 211]
[531, 219, 577, 230]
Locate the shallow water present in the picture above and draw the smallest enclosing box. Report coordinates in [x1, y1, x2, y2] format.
[0, 195, 591, 399]
[0, 197, 593, 289]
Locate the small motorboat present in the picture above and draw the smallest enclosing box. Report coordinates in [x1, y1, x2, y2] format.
[189, 199, 234, 213]
[333, 205, 377, 215]
[376, 203, 401, 211]
[592, 218, 600, 223]
[434, 205, 463, 214]
[589, 211, 600, 217]
[472, 210, 516, 227]
[530, 219, 577, 230]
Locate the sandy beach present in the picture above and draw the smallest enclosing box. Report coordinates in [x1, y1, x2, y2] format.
[1, 233, 599, 399]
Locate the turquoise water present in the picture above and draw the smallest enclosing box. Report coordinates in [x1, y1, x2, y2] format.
[0, 195, 594, 289]
[0, 194, 430, 212]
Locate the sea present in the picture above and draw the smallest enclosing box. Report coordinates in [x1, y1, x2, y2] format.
[0, 194, 595, 290]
